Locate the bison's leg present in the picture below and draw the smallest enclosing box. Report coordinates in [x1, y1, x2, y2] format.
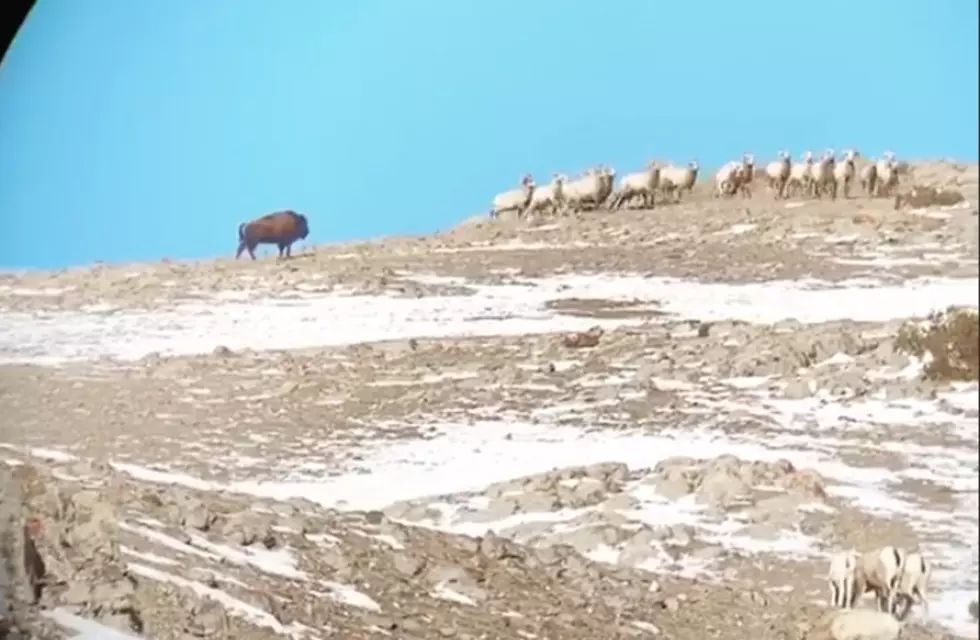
[236, 242, 247, 259]
[277, 243, 286, 258]
[247, 243, 257, 260]
[285, 243, 293, 258]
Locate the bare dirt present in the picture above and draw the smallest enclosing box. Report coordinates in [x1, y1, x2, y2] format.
[1, 161, 978, 639]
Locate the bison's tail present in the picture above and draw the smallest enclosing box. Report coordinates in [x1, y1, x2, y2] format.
[238, 222, 246, 242]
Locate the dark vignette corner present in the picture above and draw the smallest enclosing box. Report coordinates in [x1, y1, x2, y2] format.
[0, 0, 35, 67]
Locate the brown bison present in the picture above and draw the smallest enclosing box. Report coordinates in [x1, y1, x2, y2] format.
[235, 210, 310, 260]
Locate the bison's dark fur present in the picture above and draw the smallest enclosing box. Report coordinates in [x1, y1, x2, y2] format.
[236, 210, 310, 260]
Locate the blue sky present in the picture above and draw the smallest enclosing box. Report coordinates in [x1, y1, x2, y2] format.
[0, 0, 977, 270]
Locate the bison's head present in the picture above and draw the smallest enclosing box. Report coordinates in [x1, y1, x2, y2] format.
[293, 212, 310, 240]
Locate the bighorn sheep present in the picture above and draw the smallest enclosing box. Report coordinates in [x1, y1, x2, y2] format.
[739, 153, 756, 197]
[523, 173, 566, 218]
[490, 174, 535, 219]
[562, 168, 609, 214]
[595, 164, 617, 208]
[859, 546, 907, 615]
[828, 550, 861, 609]
[609, 162, 661, 210]
[785, 151, 815, 198]
[875, 156, 901, 197]
[811, 150, 838, 200]
[765, 151, 792, 199]
[715, 155, 754, 198]
[860, 162, 878, 197]
[894, 551, 931, 620]
[659, 161, 699, 203]
[833, 149, 859, 198]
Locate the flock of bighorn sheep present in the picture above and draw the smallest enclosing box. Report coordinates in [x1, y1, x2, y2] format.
[489, 150, 905, 219]
[828, 545, 931, 622]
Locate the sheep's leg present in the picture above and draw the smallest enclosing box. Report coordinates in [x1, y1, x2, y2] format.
[917, 586, 929, 614]
[830, 582, 840, 608]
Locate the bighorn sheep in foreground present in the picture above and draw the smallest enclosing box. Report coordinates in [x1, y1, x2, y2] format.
[833, 149, 859, 198]
[658, 161, 699, 203]
[859, 546, 907, 615]
[490, 174, 535, 219]
[828, 550, 861, 609]
[785, 151, 815, 198]
[523, 173, 566, 218]
[765, 151, 792, 199]
[894, 551, 931, 620]
[810, 150, 838, 200]
[609, 162, 661, 210]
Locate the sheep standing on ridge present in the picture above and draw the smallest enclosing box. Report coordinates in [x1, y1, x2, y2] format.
[875, 155, 901, 198]
[738, 153, 756, 197]
[785, 151, 815, 198]
[858, 546, 908, 616]
[562, 167, 610, 214]
[595, 164, 617, 209]
[860, 162, 879, 197]
[765, 151, 792, 199]
[490, 174, 535, 219]
[609, 162, 661, 210]
[658, 160, 699, 203]
[828, 550, 861, 609]
[833, 149, 859, 198]
[810, 150, 838, 200]
[715, 154, 754, 198]
[523, 173, 566, 219]
[894, 551, 931, 620]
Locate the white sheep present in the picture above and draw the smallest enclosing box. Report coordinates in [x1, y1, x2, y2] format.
[490, 174, 535, 219]
[738, 153, 756, 197]
[764, 151, 792, 199]
[828, 549, 861, 609]
[596, 164, 617, 209]
[562, 167, 609, 214]
[875, 156, 901, 197]
[659, 161, 699, 203]
[860, 162, 879, 197]
[833, 149, 859, 198]
[858, 546, 907, 615]
[810, 149, 838, 200]
[894, 551, 930, 620]
[716, 153, 755, 198]
[523, 173, 567, 218]
[785, 151, 815, 198]
[830, 609, 903, 640]
[609, 162, 662, 210]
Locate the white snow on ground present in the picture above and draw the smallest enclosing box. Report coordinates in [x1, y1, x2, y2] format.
[5, 273, 979, 636]
[43, 608, 143, 640]
[109, 391, 979, 636]
[0, 274, 977, 364]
